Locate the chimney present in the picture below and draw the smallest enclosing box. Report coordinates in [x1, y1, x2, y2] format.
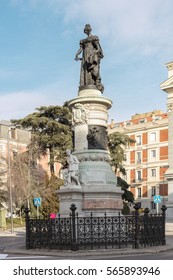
[110, 119, 115, 129]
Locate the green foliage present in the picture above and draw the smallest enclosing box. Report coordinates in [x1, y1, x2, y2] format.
[108, 131, 135, 174]
[11, 105, 73, 173]
[10, 105, 73, 216]
[41, 174, 63, 217]
[122, 189, 134, 204]
[108, 132, 135, 206]
[117, 176, 134, 203]
[6, 217, 25, 228]
[121, 202, 130, 215]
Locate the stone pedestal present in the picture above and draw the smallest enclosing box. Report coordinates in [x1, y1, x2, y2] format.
[58, 186, 83, 216]
[58, 86, 123, 216]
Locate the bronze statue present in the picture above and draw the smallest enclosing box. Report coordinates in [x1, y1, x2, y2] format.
[75, 24, 104, 93]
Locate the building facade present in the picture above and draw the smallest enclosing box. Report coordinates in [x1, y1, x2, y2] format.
[0, 120, 30, 172]
[0, 120, 61, 213]
[0, 120, 61, 178]
[108, 110, 168, 212]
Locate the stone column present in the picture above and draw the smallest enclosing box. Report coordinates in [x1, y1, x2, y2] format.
[160, 61, 173, 218]
[67, 86, 123, 216]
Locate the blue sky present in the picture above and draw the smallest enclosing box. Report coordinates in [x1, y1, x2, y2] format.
[0, 0, 173, 123]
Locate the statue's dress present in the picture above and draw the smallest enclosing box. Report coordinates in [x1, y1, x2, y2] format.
[79, 35, 103, 91]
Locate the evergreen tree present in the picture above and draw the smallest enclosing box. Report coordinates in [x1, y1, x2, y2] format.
[108, 131, 135, 174]
[41, 174, 63, 217]
[11, 105, 72, 174]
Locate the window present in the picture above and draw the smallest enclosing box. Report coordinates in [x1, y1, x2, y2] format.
[10, 128, 16, 139]
[126, 122, 131, 126]
[136, 135, 141, 145]
[151, 149, 156, 159]
[150, 132, 156, 143]
[136, 170, 142, 181]
[153, 115, 161, 121]
[12, 150, 18, 158]
[151, 169, 156, 177]
[139, 118, 146, 123]
[151, 186, 156, 197]
[114, 124, 120, 128]
[136, 152, 141, 164]
[137, 188, 141, 198]
[151, 201, 156, 210]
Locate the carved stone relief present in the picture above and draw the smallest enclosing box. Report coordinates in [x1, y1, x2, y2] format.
[77, 152, 110, 162]
[72, 103, 90, 125]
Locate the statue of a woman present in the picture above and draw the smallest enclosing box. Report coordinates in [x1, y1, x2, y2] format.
[75, 24, 104, 93]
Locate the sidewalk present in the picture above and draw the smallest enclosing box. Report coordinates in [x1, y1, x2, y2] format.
[1, 227, 173, 258]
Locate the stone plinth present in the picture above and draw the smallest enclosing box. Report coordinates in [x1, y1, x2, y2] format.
[82, 185, 123, 216]
[58, 186, 83, 216]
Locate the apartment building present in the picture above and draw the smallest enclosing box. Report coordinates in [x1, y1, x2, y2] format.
[0, 120, 62, 174]
[0, 120, 30, 169]
[0, 120, 61, 191]
[108, 110, 168, 211]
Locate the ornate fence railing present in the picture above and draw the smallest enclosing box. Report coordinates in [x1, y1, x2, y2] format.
[24, 204, 167, 251]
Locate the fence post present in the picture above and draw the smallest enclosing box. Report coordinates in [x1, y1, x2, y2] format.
[143, 207, 150, 247]
[24, 207, 30, 250]
[161, 205, 167, 245]
[133, 203, 141, 249]
[70, 204, 78, 251]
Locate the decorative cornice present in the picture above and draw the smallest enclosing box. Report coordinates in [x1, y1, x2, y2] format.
[108, 118, 168, 134]
[160, 76, 173, 92]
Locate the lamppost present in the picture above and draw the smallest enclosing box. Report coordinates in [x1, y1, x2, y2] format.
[7, 127, 14, 234]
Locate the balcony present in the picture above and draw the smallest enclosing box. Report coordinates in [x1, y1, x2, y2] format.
[131, 178, 143, 186]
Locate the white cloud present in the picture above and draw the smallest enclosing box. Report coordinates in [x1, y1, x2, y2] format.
[68, 0, 173, 57]
[10, 0, 173, 56]
[0, 79, 76, 120]
[0, 91, 46, 120]
[6, 0, 172, 123]
[12, 0, 173, 57]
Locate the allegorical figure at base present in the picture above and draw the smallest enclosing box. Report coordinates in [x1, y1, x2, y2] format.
[62, 149, 80, 186]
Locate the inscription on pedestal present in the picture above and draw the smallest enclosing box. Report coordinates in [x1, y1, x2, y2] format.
[83, 199, 123, 209]
[75, 124, 88, 150]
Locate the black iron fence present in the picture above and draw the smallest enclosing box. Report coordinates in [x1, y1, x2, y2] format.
[24, 204, 167, 251]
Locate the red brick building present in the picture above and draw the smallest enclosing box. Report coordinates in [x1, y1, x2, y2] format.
[108, 110, 168, 211]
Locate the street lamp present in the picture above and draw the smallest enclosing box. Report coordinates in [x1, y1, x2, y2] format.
[7, 127, 14, 234]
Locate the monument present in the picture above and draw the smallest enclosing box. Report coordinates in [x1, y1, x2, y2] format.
[58, 24, 123, 216]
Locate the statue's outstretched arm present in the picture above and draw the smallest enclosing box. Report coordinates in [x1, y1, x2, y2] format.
[75, 46, 83, 61]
